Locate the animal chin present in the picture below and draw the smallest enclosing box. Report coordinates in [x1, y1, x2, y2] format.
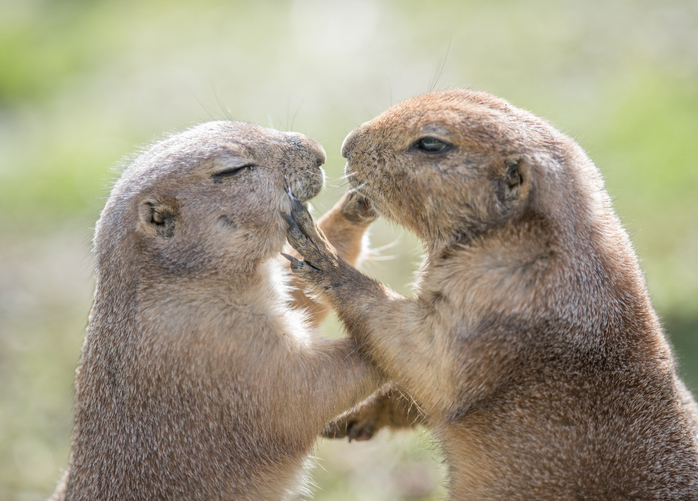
[289, 180, 321, 202]
[344, 163, 359, 183]
[289, 170, 324, 202]
[347, 175, 374, 202]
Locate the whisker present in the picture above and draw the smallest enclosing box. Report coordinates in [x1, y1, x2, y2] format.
[192, 91, 217, 121]
[326, 180, 350, 189]
[212, 85, 234, 121]
[346, 182, 367, 195]
[340, 171, 358, 180]
[353, 162, 380, 193]
[428, 37, 452, 93]
[371, 236, 403, 254]
[364, 235, 402, 262]
[283, 175, 294, 198]
[367, 254, 399, 261]
[290, 99, 305, 131]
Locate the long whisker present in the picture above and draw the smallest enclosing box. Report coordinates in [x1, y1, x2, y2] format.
[355, 161, 380, 194]
[363, 232, 401, 262]
[340, 170, 359, 180]
[368, 254, 399, 261]
[346, 182, 367, 196]
[213, 85, 234, 121]
[283, 175, 294, 198]
[326, 179, 351, 189]
[371, 235, 403, 254]
[428, 37, 452, 92]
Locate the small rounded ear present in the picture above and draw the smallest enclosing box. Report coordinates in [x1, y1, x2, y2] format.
[138, 196, 179, 238]
[505, 159, 524, 189]
[496, 158, 531, 211]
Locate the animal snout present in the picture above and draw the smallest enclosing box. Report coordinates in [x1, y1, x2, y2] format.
[341, 130, 358, 159]
[310, 142, 326, 167]
[283, 133, 326, 202]
[286, 132, 326, 167]
[286, 166, 325, 203]
[341, 124, 369, 159]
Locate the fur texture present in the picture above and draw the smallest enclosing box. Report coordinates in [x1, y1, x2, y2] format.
[286, 90, 698, 500]
[51, 121, 380, 501]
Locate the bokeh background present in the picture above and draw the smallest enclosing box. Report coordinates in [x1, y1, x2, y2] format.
[1, 0, 697, 499]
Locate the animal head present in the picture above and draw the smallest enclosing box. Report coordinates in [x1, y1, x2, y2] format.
[341, 89, 608, 251]
[95, 121, 325, 278]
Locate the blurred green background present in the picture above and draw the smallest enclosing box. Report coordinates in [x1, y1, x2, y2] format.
[1, 0, 697, 499]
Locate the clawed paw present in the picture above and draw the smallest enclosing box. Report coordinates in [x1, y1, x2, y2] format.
[280, 212, 319, 266]
[282, 195, 339, 278]
[280, 252, 320, 274]
[322, 416, 377, 442]
[339, 192, 378, 225]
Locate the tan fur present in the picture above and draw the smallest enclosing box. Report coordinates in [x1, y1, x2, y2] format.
[322, 382, 428, 441]
[285, 90, 698, 499]
[287, 192, 376, 328]
[50, 121, 381, 501]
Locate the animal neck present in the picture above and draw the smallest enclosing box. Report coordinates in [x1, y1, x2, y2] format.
[422, 207, 653, 336]
[90, 244, 275, 341]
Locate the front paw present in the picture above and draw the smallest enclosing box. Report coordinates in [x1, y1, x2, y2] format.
[322, 412, 378, 442]
[282, 196, 342, 285]
[338, 191, 378, 225]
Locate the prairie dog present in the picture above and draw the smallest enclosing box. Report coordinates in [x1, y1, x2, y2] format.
[285, 90, 698, 499]
[50, 121, 380, 501]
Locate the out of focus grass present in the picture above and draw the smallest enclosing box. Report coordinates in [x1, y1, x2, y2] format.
[1, 0, 697, 499]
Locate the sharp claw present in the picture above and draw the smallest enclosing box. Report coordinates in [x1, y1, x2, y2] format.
[283, 214, 307, 244]
[283, 207, 310, 238]
[347, 427, 373, 442]
[290, 194, 310, 220]
[280, 253, 301, 266]
[303, 261, 322, 273]
[281, 212, 296, 228]
[289, 191, 302, 204]
[280, 252, 321, 274]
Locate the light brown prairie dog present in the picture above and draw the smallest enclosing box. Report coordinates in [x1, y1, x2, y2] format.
[50, 121, 380, 501]
[285, 90, 698, 500]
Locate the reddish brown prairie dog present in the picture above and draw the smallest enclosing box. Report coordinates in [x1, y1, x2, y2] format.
[50, 121, 381, 501]
[285, 89, 698, 500]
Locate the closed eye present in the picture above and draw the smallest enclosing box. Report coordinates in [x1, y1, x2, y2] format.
[413, 137, 451, 154]
[211, 164, 256, 180]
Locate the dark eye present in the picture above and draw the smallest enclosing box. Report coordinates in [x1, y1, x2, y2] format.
[414, 138, 450, 153]
[211, 164, 256, 180]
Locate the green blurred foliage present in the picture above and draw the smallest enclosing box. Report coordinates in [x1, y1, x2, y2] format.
[1, 0, 697, 499]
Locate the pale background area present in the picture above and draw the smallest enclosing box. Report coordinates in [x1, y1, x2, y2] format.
[1, 0, 697, 499]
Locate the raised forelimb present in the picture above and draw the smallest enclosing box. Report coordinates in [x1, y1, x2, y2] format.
[276, 336, 385, 439]
[322, 382, 428, 441]
[285, 191, 377, 327]
[283, 197, 462, 414]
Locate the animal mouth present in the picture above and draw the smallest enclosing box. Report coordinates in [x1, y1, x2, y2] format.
[355, 195, 374, 218]
[286, 166, 325, 203]
[343, 161, 385, 220]
[344, 162, 371, 198]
